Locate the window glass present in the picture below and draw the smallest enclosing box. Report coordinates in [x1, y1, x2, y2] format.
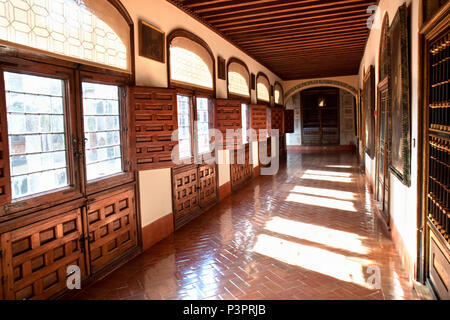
[82, 82, 122, 181]
[242, 104, 248, 144]
[0, 0, 128, 70]
[274, 86, 283, 105]
[177, 95, 192, 159]
[4, 72, 68, 200]
[228, 62, 249, 97]
[170, 48, 213, 89]
[196, 97, 210, 154]
[257, 80, 270, 102]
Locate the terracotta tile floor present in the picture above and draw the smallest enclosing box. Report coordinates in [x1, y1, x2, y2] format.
[75, 151, 418, 300]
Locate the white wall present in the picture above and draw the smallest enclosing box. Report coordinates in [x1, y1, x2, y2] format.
[358, 0, 420, 279]
[121, 0, 282, 227]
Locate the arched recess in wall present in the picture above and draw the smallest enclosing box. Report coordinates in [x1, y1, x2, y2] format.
[256, 72, 271, 103]
[0, 0, 134, 74]
[227, 58, 250, 99]
[274, 81, 284, 106]
[167, 29, 215, 92]
[284, 80, 358, 102]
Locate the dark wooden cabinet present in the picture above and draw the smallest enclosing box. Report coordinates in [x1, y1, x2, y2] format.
[0, 206, 86, 300]
[86, 185, 138, 274]
[172, 164, 218, 230]
[230, 145, 253, 190]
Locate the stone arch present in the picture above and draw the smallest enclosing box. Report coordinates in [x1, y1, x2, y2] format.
[285, 80, 358, 102]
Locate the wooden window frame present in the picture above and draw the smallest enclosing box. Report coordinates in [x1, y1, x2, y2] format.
[0, 58, 82, 217]
[256, 72, 271, 104]
[176, 88, 215, 165]
[167, 29, 216, 96]
[79, 71, 134, 196]
[227, 57, 251, 101]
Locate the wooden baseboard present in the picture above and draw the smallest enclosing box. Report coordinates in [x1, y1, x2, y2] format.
[141, 213, 174, 251]
[219, 181, 232, 201]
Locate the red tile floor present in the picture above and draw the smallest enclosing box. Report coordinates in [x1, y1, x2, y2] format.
[75, 151, 418, 300]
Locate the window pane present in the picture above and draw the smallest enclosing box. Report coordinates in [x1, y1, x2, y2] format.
[82, 82, 122, 181]
[177, 95, 192, 159]
[4, 72, 68, 200]
[196, 97, 210, 154]
[0, 0, 128, 70]
[170, 39, 213, 89]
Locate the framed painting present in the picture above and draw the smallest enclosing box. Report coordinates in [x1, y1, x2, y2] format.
[363, 65, 375, 159]
[389, 4, 411, 186]
[139, 20, 165, 63]
[218, 56, 226, 80]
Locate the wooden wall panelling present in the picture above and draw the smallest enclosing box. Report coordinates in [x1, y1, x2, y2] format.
[250, 104, 268, 140]
[0, 241, 3, 300]
[271, 106, 284, 135]
[86, 185, 138, 274]
[231, 146, 253, 189]
[172, 165, 200, 229]
[198, 164, 218, 207]
[0, 208, 86, 300]
[129, 87, 178, 170]
[215, 99, 242, 148]
[284, 109, 295, 134]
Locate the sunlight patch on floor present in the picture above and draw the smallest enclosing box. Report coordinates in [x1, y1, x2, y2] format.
[285, 193, 357, 212]
[300, 174, 355, 183]
[305, 170, 353, 178]
[251, 234, 375, 289]
[264, 216, 368, 255]
[290, 186, 358, 201]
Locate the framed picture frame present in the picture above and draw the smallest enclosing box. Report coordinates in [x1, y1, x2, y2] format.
[218, 57, 226, 80]
[139, 20, 165, 63]
[389, 4, 411, 186]
[363, 65, 375, 159]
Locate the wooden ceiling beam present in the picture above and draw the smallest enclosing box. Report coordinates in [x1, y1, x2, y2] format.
[205, 0, 374, 24]
[219, 11, 371, 32]
[212, 4, 372, 28]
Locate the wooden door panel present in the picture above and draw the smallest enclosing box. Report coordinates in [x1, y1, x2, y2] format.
[231, 146, 253, 189]
[271, 106, 284, 135]
[284, 109, 295, 134]
[1, 208, 85, 300]
[250, 104, 268, 140]
[173, 165, 199, 223]
[86, 186, 137, 274]
[199, 164, 218, 207]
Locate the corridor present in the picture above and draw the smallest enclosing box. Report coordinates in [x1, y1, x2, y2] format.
[75, 151, 417, 300]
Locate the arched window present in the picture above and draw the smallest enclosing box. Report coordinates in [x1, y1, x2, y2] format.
[256, 73, 270, 102]
[274, 82, 284, 105]
[0, 0, 131, 71]
[168, 31, 214, 90]
[227, 58, 250, 97]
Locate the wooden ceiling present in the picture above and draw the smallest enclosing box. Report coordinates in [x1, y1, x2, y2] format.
[167, 0, 377, 80]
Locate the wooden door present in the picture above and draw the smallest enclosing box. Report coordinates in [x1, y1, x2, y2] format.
[198, 164, 218, 208]
[172, 165, 200, 229]
[85, 185, 138, 274]
[0, 208, 86, 300]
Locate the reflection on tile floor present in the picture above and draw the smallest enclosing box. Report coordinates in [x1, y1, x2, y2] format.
[75, 152, 417, 300]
